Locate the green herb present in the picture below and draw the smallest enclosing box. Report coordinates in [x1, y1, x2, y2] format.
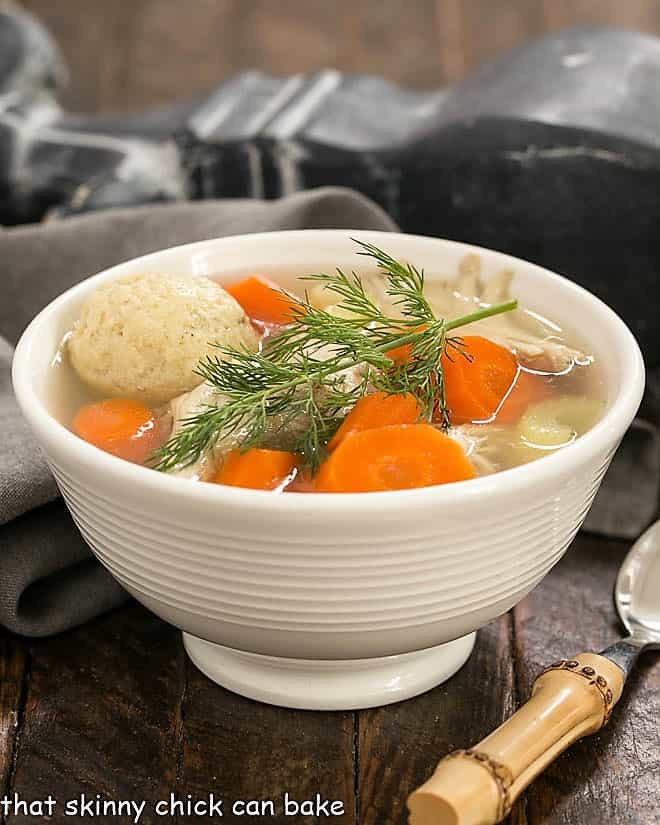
[153, 240, 517, 473]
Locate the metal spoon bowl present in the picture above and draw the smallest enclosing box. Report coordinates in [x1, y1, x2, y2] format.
[605, 519, 660, 677]
[617, 519, 660, 641]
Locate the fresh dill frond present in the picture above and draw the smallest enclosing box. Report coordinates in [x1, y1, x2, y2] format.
[301, 267, 387, 328]
[354, 239, 436, 325]
[153, 241, 517, 474]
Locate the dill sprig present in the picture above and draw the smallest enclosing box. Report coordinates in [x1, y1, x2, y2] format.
[153, 240, 517, 473]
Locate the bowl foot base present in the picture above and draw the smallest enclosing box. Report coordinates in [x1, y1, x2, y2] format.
[182, 632, 476, 710]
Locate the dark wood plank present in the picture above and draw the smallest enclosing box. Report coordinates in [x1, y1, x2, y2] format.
[233, 0, 443, 88]
[541, 0, 660, 33]
[0, 632, 28, 797]
[109, 0, 247, 112]
[514, 533, 660, 825]
[19, 0, 660, 113]
[93, 0, 445, 109]
[6, 603, 183, 824]
[91, 1, 148, 116]
[434, 0, 544, 83]
[357, 615, 526, 825]
[19, 0, 132, 114]
[175, 656, 356, 824]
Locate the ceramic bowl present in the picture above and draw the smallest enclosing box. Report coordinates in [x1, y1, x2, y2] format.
[12, 230, 644, 709]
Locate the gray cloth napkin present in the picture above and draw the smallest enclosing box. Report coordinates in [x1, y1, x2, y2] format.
[0, 186, 657, 637]
[0, 187, 396, 636]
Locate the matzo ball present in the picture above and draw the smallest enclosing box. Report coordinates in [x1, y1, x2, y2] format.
[68, 272, 258, 404]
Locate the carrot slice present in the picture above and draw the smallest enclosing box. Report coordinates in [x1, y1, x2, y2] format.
[386, 324, 427, 365]
[440, 335, 518, 424]
[214, 448, 299, 491]
[225, 275, 301, 325]
[73, 398, 158, 464]
[496, 369, 551, 425]
[328, 391, 421, 451]
[315, 424, 475, 492]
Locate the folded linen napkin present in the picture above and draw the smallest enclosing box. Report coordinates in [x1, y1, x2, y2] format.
[0, 187, 657, 636]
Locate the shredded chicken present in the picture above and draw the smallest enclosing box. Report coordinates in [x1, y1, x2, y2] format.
[359, 255, 590, 374]
[447, 424, 500, 476]
[163, 347, 368, 480]
[165, 382, 232, 481]
[306, 342, 369, 395]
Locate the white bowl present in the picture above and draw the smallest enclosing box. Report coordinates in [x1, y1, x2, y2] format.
[12, 230, 644, 710]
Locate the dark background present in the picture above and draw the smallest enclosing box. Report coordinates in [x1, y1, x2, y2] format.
[21, 0, 660, 112]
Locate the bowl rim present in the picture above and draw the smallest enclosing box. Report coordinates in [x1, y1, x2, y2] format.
[12, 228, 645, 515]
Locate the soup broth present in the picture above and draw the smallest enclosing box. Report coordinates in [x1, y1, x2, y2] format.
[50, 247, 607, 493]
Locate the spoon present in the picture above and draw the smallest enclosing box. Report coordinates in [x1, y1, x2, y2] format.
[407, 519, 660, 825]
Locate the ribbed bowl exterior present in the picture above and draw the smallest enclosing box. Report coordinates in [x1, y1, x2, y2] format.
[12, 230, 644, 662]
[45, 443, 615, 659]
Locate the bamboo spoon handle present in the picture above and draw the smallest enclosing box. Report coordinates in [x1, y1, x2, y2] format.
[406, 652, 625, 825]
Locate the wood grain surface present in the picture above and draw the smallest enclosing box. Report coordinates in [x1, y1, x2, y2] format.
[6, 605, 183, 824]
[358, 616, 522, 825]
[0, 533, 657, 824]
[18, 0, 660, 113]
[0, 632, 27, 801]
[176, 660, 356, 825]
[514, 535, 660, 825]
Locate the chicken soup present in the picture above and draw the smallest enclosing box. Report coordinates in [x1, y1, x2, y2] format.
[53, 240, 606, 493]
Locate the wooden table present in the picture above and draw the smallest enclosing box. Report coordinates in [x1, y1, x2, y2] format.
[3, 3, 659, 822]
[19, 0, 660, 115]
[0, 531, 657, 825]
